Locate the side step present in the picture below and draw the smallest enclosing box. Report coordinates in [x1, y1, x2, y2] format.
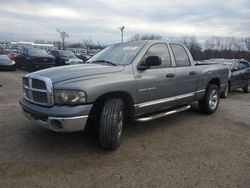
[135, 105, 191, 122]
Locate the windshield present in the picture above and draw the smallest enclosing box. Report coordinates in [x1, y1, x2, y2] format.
[87, 41, 146, 65]
[59, 51, 75, 58]
[28, 48, 48, 56]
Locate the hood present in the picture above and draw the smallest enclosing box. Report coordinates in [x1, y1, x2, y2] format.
[30, 64, 124, 83]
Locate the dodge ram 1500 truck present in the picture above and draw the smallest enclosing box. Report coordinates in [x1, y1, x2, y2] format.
[20, 40, 228, 149]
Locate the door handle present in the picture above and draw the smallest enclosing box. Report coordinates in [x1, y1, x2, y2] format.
[166, 73, 175, 78]
[189, 71, 196, 75]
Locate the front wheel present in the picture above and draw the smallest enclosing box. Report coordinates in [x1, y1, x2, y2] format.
[199, 84, 220, 114]
[99, 98, 124, 150]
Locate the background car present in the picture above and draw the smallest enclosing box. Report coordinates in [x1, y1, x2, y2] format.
[207, 59, 250, 97]
[0, 55, 16, 71]
[50, 50, 83, 66]
[15, 47, 55, 71]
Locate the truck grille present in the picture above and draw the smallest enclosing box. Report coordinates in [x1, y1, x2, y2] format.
[23, 76, 54, 106]
[32, 79, 47, 90]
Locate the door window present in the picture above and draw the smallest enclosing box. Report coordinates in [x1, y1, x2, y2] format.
[170, 44, 191, 67]
[239, 61, 249, 70]
[142, 43, 172, 68]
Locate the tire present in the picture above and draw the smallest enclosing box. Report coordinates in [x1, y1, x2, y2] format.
[243, 82, 250, 93]
[220, 82, 229, 98]
[199, 84, 220, 114]
[99, 98, 124, 150]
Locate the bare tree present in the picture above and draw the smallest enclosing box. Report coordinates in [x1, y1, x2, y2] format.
[128, 33, 162, 41]
[83, 38, 93, 54]
[179, 36, 201, 51]
[232, 38, 244, 51]
[56, 29, 69, 50]
[205, 37, 223, 50]
[178, 36, 202, 60]
[245, 37, 250, 51]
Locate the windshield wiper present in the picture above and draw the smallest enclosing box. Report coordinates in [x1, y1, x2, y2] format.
[91, 60, 117, 66]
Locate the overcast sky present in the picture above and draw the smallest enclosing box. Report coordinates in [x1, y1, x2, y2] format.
[0, 0, 249, 44]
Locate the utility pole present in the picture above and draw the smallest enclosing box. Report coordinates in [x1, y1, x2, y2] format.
[119, 26, 125, 43]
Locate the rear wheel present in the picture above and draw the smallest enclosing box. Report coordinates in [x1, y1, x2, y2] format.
[243, 82, 250, 93]
[99, 98, 124, 150]
[199, 84, 220, 114]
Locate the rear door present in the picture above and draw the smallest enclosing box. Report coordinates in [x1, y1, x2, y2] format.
[169, 43, 197, 106]
[135, 43, 176, 115]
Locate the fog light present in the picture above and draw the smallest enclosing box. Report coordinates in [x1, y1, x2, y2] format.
[50, 120, 63, 130]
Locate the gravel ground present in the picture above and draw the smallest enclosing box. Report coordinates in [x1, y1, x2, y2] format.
[0, 70, 250, 188]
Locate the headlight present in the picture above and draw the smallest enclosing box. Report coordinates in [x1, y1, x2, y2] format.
[55, 90, 86, 105]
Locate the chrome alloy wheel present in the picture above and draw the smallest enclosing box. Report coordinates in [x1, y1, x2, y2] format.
[209, 89, 219, 110]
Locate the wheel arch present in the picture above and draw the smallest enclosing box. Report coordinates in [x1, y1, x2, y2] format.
[89, 91, 135, 121]
[207, 78, 220, 90]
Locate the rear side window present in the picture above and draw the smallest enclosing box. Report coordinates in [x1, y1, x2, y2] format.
[143, 43, 172, 68]
[170, 44, 190, 67]
[240, 62, 249, 69]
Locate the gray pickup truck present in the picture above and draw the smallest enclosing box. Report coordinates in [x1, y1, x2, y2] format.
[20, 40, 228, 149]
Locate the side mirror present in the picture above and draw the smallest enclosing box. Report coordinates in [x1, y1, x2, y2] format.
[138, 56, 162, 70]
[231, 68, 238, 72]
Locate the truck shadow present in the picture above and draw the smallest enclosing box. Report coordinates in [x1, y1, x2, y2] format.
[25, 103, 201, 153]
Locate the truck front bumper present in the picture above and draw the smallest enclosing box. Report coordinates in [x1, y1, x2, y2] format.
[20, 97, 93, 132]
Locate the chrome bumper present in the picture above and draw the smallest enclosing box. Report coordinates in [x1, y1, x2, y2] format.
[23, 110, 88, 132]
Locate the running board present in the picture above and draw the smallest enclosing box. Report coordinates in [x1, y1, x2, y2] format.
[135, 105, 191, 122]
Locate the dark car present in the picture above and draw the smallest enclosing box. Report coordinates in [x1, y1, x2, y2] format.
[15, 47, 55, 71]
[50, 50, 83, 66]
[209, 59, 250, 97]
[0, 55, 16, 71]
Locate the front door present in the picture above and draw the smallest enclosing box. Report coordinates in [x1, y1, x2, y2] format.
[134, 43, 176, 115]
